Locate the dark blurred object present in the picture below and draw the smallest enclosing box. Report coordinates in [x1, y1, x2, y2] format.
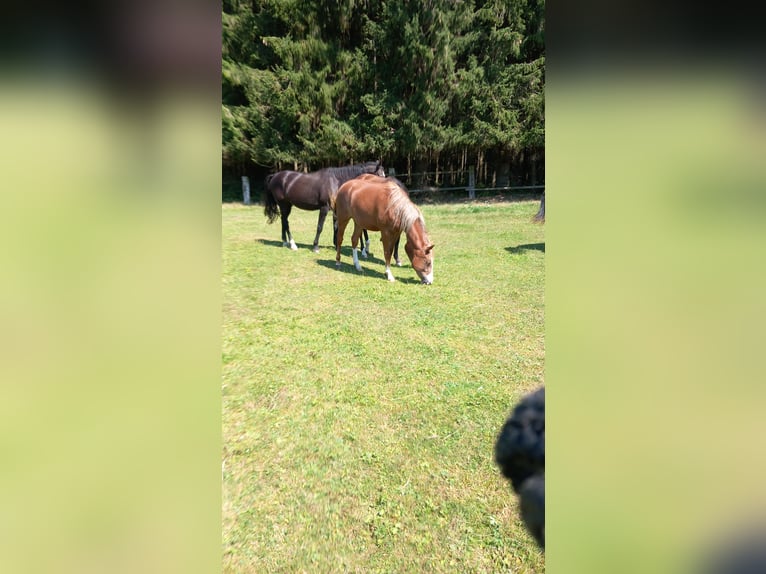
[0, 0, 220, 97]
[0, 0, 220, 190]
[700, 524, 766, 574]
[518, 472, 545, 549]
[548, 0, 765, 72]
[494, 386, 545, 550]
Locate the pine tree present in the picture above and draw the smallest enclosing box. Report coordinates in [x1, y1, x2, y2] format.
[222, 0, 545, 187]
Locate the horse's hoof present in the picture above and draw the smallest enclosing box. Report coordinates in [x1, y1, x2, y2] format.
[395, 260, 402, 267]
[335, 262, 341, 268]
[312, 247, 320, 253]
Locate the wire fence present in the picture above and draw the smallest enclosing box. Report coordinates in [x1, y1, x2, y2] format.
[388, 168, 544, 198]
[233, 167, 545, 204]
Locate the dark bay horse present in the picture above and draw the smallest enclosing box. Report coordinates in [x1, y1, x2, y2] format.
[333, 174, 434, 284]
[264, 161, 384, 252]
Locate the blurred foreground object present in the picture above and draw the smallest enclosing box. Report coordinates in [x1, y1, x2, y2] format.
[699, 521, 766, 574]
[0, 2, 221, 573]
[494, 387, 545, 549]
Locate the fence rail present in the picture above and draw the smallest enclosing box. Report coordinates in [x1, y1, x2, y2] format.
[407, 184, 545, 195]
[237, 169, 544, 203]
[389, 167, 543, 198]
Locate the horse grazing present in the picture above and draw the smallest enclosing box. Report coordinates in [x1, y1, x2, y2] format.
[333, 174, 434, 284]
[334, 173, 403, 266]
[264, 161, 384, 252]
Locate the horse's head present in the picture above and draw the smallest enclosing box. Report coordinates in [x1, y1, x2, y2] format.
[372, 160, 385, 178]
[405, 240, 434, 285]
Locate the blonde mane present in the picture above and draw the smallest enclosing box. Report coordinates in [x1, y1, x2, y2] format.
[385, 181, 423, 232]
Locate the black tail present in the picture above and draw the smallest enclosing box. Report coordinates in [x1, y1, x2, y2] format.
[532, 192, 545, 224]
[263, 175, 280, 224]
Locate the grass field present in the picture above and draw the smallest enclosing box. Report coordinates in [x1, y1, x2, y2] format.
[222, 197, 545, 573]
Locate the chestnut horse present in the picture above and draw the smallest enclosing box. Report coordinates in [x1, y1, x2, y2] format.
[333, 174, 434, 284]
[334, 175, 404, 266]
[264, 161, 384, 252]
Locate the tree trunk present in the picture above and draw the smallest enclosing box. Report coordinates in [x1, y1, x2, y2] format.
[415, 157, 429, 188]
[496, 153, 511, 188]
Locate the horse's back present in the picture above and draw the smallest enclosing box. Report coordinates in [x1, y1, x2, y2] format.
[268, 170, 337, 209]
[334, 177, 363, 220]
[336, 176, 394, 231]
[266, 170, 292, 195]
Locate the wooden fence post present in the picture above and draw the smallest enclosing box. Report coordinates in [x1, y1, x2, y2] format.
[468, 166, 475, 199]
[242, 176, 251, 205]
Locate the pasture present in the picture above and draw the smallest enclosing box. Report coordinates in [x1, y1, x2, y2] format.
[222, 198, 545, 573]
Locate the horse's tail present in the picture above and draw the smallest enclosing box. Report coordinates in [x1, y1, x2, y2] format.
[263, 174, 280, 224]
[532, 192, 545, 224]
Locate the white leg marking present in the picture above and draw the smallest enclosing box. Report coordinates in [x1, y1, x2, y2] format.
[395, 258, 402, 266]
[352, 248, 362, 271]
[361, 245, 368, 258]
[290, 239, 298, 250]
[385, 266, 395, 282]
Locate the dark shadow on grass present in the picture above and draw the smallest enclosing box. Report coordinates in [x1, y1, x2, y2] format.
[256, 238, 316, 251]
[315, 259, 422, 284]
[506, 242, 545, 254]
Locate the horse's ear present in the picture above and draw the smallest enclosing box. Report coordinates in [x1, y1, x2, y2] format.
[425, 244, 434, 254]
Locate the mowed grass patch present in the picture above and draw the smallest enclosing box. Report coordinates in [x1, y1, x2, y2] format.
[223, 199, 545, 573]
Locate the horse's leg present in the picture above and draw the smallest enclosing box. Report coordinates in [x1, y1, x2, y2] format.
[332, 212, 338, 248]
[311, 205, 330, 253]
[351, 224, 364, 272]
[381, 233, 397, 282]
[279, 203, 288, 246]
[393, 236, 402, 266]
[280, 203, 297, 250]
[361, 229, 371, 258]
[335, 217, 349, 267]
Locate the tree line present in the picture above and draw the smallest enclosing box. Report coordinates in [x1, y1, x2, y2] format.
[222, 0, 544, 193]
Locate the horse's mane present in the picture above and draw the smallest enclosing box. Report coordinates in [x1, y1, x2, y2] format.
[385, 180, 423, 233]
[322, 162, 380, 183]
[387, 176, 408, 194]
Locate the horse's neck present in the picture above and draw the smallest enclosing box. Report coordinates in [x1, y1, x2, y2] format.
[405, 219, 427, 247]
[327, 165, 362, 184]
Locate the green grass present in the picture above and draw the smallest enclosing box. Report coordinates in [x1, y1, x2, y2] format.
[222, 198, 545, 573]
